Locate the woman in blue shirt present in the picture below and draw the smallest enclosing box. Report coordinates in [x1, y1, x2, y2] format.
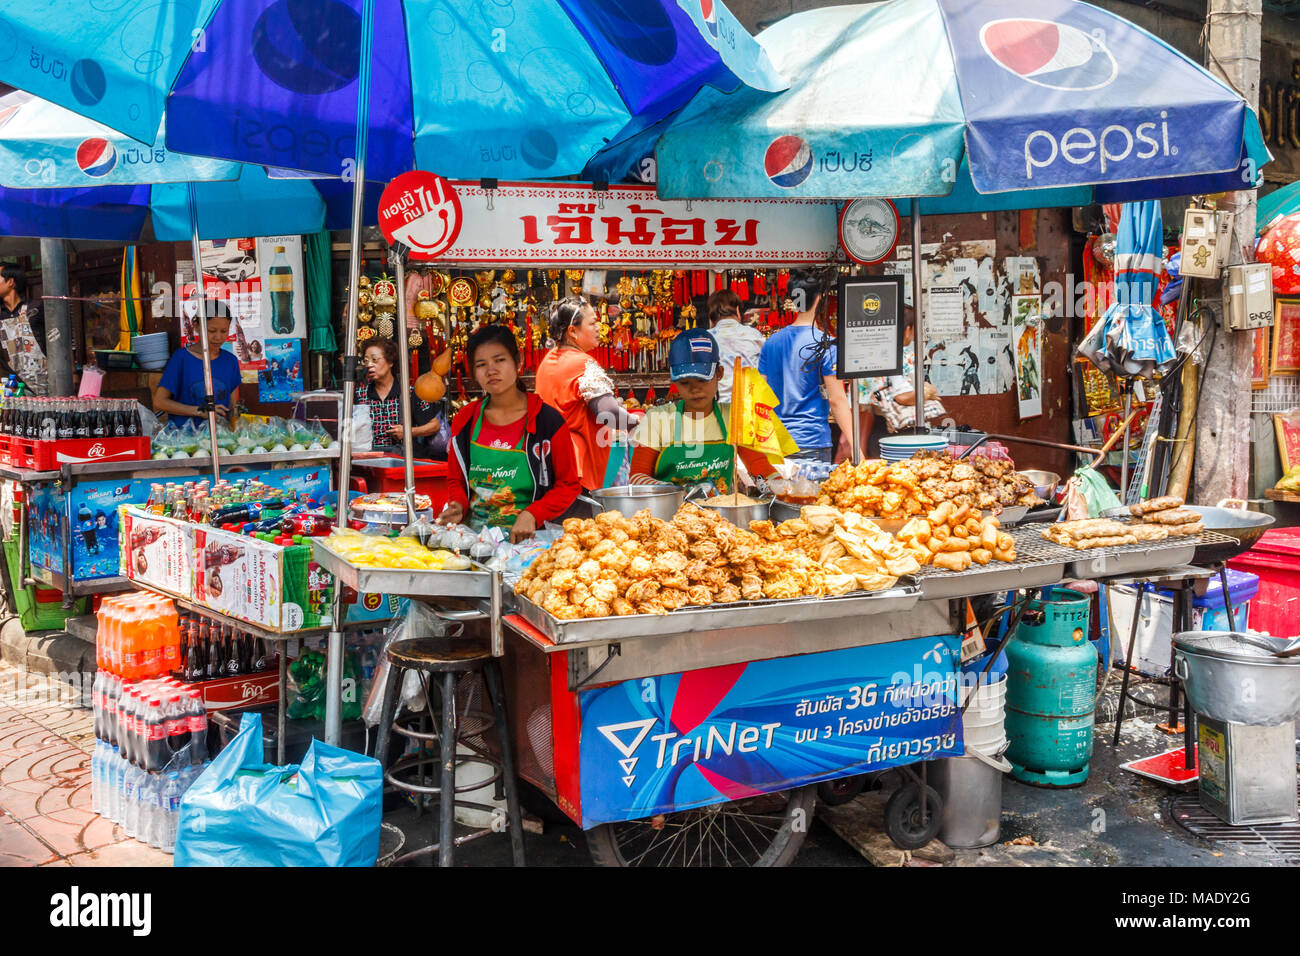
[152, 302, 242, 426]
[757, 268, 854, 463]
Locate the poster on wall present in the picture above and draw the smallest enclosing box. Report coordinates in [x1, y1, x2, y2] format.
[1272, 297, 1300, 375]
[178, 236, 306, 384]
[259, 338, 304, 403]
[1013, 295, 1044, 420]
[889, 241, 1034, 399]
[1253, 327, 1271, 390]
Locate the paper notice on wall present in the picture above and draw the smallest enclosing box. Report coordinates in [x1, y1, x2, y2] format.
[1013, 295, 1044, 420]
[926, 286, 965, 339]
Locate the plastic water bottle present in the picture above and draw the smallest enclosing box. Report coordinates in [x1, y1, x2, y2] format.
[160, 772, 182, 854]
[108, 746, 122, 823]
[124, 765, 143, 838]
[90, 741, 102, 815]
[142, 774, 162, 848]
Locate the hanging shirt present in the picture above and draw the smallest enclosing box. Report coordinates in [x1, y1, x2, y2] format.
[757, 324, 836, 450]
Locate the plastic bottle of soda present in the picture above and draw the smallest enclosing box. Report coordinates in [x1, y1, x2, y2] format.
[161, 600, 180, 674]
[143, 698, 166, 772]
[118, 689, 134, 765]
[103, 673, 119, 746]
[186, 689, 208, 765]
[164, 693, 189, 758]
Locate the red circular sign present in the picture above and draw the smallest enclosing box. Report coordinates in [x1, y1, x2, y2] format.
[378, 171, 463, 261]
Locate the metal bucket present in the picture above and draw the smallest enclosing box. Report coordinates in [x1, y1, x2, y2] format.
[1173, 631, 1300, 725]
[696, 495, 773, 529]
[583, 484, 684, 521]
[932, 749, 1011, 848]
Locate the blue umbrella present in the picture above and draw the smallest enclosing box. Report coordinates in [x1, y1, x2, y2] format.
[599, 0, 1267, 206]
[0, 0, 785, 182]
[0, 90, 374, 240]
[1078, 200, 1176, 378]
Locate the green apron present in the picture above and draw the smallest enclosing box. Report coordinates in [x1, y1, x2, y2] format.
[467, 405, 535, 530]
[654, 401, 736, 488]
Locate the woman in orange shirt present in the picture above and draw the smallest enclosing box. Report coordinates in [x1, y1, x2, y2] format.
[534, 296, 636, 491]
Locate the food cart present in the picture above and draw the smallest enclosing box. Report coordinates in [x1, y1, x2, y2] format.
[313, 509, 1233, 865]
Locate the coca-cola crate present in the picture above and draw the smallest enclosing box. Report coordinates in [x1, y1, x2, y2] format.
[26, 436, 150, 470]
[0, 435, 13, 466]
[194, 669, 279, 712]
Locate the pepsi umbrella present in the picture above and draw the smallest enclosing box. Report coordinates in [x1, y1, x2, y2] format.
[636, 0, 1266, 205]
[0, 0, 785, 183]
[1078, 200, 1176, 378]
[1256, 179, 1300, 235]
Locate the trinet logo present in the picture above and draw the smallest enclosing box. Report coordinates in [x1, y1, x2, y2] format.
[49, 886, 152, 936]
[598, 717, 782, 788]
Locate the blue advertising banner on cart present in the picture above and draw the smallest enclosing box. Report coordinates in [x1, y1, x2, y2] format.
[577, 634, 964, 827]
[28, 464, 332, 581]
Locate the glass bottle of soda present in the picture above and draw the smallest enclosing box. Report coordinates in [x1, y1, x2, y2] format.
[73, 399, 90, 440]
[90, 401, 109, 439]
[56, 399, 75, 440]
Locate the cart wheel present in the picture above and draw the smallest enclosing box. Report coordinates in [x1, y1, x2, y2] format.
[585, 785, 816, 867]
[817, 775, 867, 806]
[884, 783, 943, 851]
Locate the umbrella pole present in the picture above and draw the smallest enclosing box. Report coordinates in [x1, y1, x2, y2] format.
[390, 248, 418, 523]
[1120, 387, 1131, 499]
[326, 0, 375, 748]
[911, 202, 925, 432]
[186, 183, 221, 483]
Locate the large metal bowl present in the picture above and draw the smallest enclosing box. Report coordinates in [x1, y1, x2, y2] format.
[697, 495, 773, 529]
[1017, 469, 1060, 502]
[583, 484, 683, 521]
[1173, 631, 1300, 724]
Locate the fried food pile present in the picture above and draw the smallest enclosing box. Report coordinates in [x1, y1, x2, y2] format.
[1128, 496, 1204, 536]
[749, 505, 919, 595]
[516, 503, 835, 619]
[895, 501, 1017, 572]
[816, 453, 1043, 519]
[1043, 497, 1203, 551]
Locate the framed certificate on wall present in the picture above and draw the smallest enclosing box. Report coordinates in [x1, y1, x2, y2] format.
[1271, 297, 1300, 375]
[835, 275, 905, 379]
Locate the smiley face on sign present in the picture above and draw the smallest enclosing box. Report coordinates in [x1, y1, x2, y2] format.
[378, 171, 464, 261]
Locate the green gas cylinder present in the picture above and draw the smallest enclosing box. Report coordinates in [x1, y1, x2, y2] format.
[1004, 587, 1098, 788]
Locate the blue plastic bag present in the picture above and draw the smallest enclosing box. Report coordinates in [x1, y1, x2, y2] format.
[174, 713, 382, 867]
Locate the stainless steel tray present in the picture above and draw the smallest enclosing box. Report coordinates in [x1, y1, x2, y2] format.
[514, 584, 921, 645]
[1065, 530, 1235, 579]
[310, 540, 494, 598]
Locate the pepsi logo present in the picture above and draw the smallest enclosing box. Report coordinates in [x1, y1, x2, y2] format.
[981, 19, 1117, 91]
[764, 135, 814, 189]
[76, 138, 117, 177]
[701, 0, 718, 38]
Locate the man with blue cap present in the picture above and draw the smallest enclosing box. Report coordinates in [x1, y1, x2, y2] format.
[629, 329, 777, 491]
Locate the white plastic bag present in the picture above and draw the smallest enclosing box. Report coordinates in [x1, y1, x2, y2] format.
[352, 404, 373, 453]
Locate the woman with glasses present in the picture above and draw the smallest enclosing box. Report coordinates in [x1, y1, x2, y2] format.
[534, 296, 637, 491]
[355, 337, 442, 454]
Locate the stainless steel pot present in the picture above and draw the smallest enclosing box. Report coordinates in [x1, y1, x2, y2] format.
[696, 495, 773, 529]
[582, 484, 684, 521]
[1173, 631, 1300, 725]
[1017, 469, 1060, 502]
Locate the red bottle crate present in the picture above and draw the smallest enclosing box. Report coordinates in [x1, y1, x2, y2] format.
[18, 436, 151, 471]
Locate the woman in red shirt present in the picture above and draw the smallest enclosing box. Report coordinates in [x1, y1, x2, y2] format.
[534, 296, 636, 491]
[438, 325, 580, 542]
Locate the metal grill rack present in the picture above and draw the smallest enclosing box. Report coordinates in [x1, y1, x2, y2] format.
[1171, 785, 1300, 864]
[912, 524, 1073, 600]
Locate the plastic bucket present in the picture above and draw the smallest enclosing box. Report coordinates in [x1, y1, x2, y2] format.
[932, 750, 1011, 848]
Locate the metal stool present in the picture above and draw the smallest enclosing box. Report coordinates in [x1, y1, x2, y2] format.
[373, 635, 525, 867]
